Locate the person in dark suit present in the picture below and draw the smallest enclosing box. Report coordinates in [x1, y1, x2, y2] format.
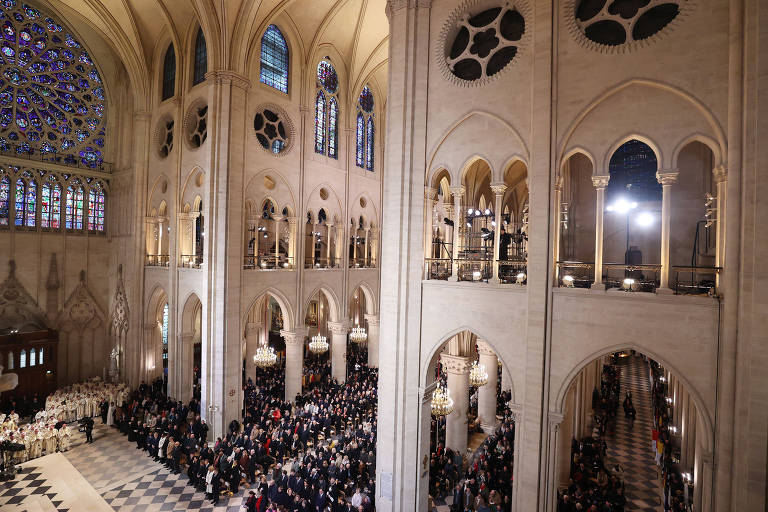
[314, 487, 327, 512]
[84, 417, 94, 443]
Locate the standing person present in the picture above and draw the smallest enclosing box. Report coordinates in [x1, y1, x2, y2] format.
[244, 490, 257, 512]
[84, 417, 94, 443]
[106, 402, 115, 427]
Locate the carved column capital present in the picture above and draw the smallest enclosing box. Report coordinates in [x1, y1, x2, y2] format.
[440, 354, 472, 374]
[280, 329, 308, 346]
[449, 185, 465, 197]
[205, 70, 251, 90]
[476, 339, 495, 357]
[425, 186, 437, 201]
[656, 170, 679, 186]
[712, 165, 727, 183]
[490, 183, 507, 196]
[327, 321, 349, 336]
[364, 313, 379, 326]
[591, 175, 610, 189]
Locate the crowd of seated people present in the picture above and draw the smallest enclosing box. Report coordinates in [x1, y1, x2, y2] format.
[429, 388, 516, 512]
[558, 360, 627, 512]
[302, 356, 330, 392]
[1, 393, 45, 421]
[112, 355, 377, 512]
[650, 361, 693, 511]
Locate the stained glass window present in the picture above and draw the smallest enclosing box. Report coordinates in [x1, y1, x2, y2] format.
[366, 117, 374, 171]
[88, 182, 104, 231]
[192, 28, 207, 86]
[314, 91, 325, 154]
[25, 178, 35, 226]
[19, 349, 26, 368]
[65, 184, 83, 229]
[41, 180, 60, 228]
[0, 174, 8, 225]
[161, 302, 169, 366]
[0, 1, 107, 168]
[355, 113, 364, 167]
[315, 60, 339, 158]
[162, 44, 176, 100]
[39, 347, 43, 364]
[29, 348, 35, 366]
[13, 178, 23, 225]
[260, 25, 289, 93]
[356, 86, 375, 171]
[328, 97, 338, 159]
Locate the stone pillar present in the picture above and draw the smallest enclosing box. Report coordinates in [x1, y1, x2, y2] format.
[244, 322, 261, 379]
[442, 354, 471, 454]
[657, 170, 678, 292]
[365, 313, 379, 368]
[553, 177, 563, 278]
[145, 217, 158, 257]
[369, 228, 379, 267]
[281, 329, 306, 403]
[176, 332, 195, 402]
[326, 223, 334, 267]
[448, 186, 464, 282]
[490, 184, 507, 283]
[712, 166, 726, 289]
[476, 340, 498, 432]
[592, 175, 609, 288]
[547, 412, 565, 510]
[335, 224, 344, 263]
[424, 187, 437, 259]
[364, 227, 370, 266]
[288, 217, 297, 267]
[177, 213, 196, 260]
[273, 216, 283, 264]
[328, 321, 348, 384]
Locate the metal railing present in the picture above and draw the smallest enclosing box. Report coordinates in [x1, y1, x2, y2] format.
[145, 254, 170, 267]
[672, 266, 721, 296]
[349, 257, 376, 269]
[304, 257, 341, 269]
[556, 261, 595, 288]
[603, 263, 661, 292]
[498, 260, 527, 284]
[179, 254, 203, 269]
[424, 258, 452, 280]
[244, 255, 294, 270]
[457, 259, 492, 282]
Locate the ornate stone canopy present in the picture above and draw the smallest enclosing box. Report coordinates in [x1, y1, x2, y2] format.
[0, 260, 48, 335]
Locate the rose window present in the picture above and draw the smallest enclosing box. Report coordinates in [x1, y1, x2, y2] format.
[254, 106, 292, 155]
[0, 1, 106, 168]
[574, 0, 683, 48]
[445, 4, 526, 83]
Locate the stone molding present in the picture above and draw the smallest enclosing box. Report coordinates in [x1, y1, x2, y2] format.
[449, 185, 465, 197]
[364, 313, 380, 326]
[205, 70, 251, 90]
[490, 183, 507, 196]
[327, 321, 349, 336]
[712, 165, 727, 183]
[280, 329, 307, 346]
[476, 340, 496, 357]
[425, 186, 437, 201]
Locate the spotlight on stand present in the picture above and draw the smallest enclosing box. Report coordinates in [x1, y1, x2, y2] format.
[480, 228, 493, 241]
[516, 272, 526, 285]
[705, 193, 717, 228]
[443, 218, 454, 227]
[622, 277, 635, 291]
[563, 275, 575, 288]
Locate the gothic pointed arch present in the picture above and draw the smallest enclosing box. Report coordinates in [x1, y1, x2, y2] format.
[0, 260, 47, 334]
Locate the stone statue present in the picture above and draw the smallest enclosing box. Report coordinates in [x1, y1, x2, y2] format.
[0, 364, 18, 393]
[109, 347, 119, 383]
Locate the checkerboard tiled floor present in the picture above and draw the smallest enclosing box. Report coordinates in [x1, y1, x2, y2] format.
[605, 354, 663, 512]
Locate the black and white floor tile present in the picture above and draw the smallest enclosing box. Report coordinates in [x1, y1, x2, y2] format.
[605, 354, 663, 512]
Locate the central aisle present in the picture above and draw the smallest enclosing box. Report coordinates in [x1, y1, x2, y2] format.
[605, 354, 663, 512]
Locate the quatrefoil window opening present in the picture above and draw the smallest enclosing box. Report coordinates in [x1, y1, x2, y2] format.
[254, 108, 289, 155]
[189, 105, 207, 148]
[447, 5, 526, 82]
[575, 0, 682, 47]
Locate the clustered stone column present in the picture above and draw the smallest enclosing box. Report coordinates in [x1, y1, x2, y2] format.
[326, 222, 334, 266]
[657, 170, 678, 292]
[441, 353, 472, 454]
[490, 183, 507, 283]
[281, 329, 306, 403]
[244, 322, 262, 377]
[448, 186, 465, 281]
[476, 340, 498, 432]
[328, 321, 349, 384]
[424, 187, 437, 260]
[364, 313, 379, 368]
[287, 216, 297, 268]
[592, 175, 609, 288]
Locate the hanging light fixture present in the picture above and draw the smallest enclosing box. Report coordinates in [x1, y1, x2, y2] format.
[254, 344, 277, 368]
[309, 334, 329, 354]
[469, 360, 489, 387]
[349, 326, 368, 344]
[430, 383, 454, 417]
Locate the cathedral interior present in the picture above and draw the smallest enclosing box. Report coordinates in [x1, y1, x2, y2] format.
[0, 0, 766, 511]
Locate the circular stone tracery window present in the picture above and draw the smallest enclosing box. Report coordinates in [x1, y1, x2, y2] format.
[569, 0, 687, 51]
[439, 1, 528, 85]
[253, 105, 293, 156]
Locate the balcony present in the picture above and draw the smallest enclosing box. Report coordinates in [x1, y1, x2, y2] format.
[556, 261, 594, 289]
[349, 257, 376, 269]
[146, 254, 170, 267]
[672, 266, 720, 296]
[425, 258, 452, 280]
[498, 260, 527, 284]
[244, 255, 294, 270]
[179, 254, 203, 269]
[304, 257, 341, 270]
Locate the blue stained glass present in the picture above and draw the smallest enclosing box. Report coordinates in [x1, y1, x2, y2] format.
[0, 1, 106, 167]
[328, 97, 338, 159]
[259, 25, 288, 93]
[316, 60, 338, 94]
[356, 113, 364, 167]
[314, 91, 325, 154]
